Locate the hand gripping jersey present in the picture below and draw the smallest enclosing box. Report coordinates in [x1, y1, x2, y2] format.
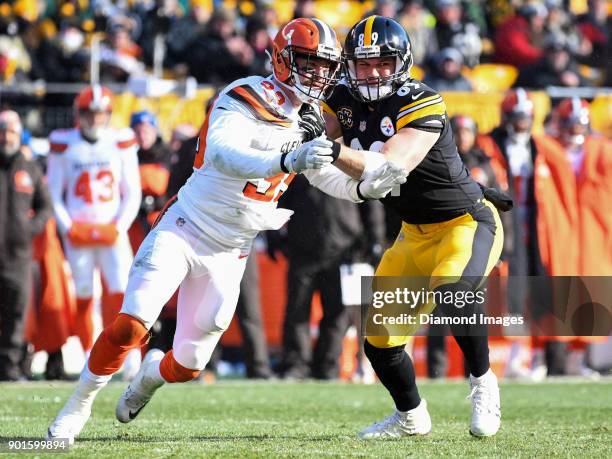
[324, 79, 483, 224]
[177, 75, 360, 251]
[46, 127, 142, 234]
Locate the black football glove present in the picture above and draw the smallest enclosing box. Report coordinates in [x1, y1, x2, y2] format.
[298, 103, 326, 142]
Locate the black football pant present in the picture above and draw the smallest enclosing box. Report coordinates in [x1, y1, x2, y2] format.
[0, 260, 31, 379]
[280, 256, 349, 379]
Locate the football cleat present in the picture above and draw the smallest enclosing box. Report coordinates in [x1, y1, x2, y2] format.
[116, 349, 165, 423]
[468, 370, 501, 437]
[358, 399, 431, 439]
[46, 392, 93, 445]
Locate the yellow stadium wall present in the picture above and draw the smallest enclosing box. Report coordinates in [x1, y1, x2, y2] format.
[104, 89, 612, 140]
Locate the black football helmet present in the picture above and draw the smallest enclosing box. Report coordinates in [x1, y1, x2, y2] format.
[343, 15, 413, 102]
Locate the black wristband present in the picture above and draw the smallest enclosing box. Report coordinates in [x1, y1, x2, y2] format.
[280, 152, 290, 173]
[327, 138, 341, 162]
[356, 180, 368, 200]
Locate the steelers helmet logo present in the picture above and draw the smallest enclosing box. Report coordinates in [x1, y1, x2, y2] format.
[380, 116, 395, 136]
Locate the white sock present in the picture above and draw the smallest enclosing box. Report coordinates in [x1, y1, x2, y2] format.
[471, 368, 495, 384]
[143, 360, 166, 388]
[74, 364, 112, 403]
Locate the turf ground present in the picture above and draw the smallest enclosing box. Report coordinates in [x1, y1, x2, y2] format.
[1, 379, 611, 458]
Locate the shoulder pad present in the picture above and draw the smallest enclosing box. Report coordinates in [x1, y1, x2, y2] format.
[48, 129, 75, 154]
[220, 76, 292, 127]
[323, 82, 353, 114]
[393, 80, 446, 131]
[115, 127, 138, 150]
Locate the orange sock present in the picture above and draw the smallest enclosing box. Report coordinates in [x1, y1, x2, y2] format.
[88, 313, 149, 376]
[159, 350, 200, 383]
[102, 292, 124, 328]
[74, 297, 94, 351]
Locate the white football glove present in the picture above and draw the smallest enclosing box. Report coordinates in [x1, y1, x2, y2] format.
[283, 137, 334, 173]
[358, 162, 407, 200]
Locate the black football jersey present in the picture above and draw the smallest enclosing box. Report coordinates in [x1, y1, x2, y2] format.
[324, 79, 483, 224]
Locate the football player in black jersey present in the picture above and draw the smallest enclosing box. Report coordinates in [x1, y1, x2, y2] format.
[322, 16, 505, 439]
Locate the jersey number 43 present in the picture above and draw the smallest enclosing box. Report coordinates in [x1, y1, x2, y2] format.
[74, 170, 115, 204]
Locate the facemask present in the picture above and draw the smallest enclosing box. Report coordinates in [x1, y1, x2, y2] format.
[357, 82, 393, 101]
[81, 125, 104, 141]
[506, 124, 531, 145]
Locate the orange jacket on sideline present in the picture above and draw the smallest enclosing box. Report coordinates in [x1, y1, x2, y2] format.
[478, 133, 612, 276]
[24, 219, 76, 352]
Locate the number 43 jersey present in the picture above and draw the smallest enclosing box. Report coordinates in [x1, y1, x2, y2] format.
[46, 127, 141, 234]
[324, 79, 482, 224]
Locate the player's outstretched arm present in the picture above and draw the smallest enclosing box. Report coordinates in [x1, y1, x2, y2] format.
[381, 127, 439, 172]
[321, 111, 395, 180]
[303, 158, 406, 202]
[322, 111, 439, 179]
[207, 108, 334, 178]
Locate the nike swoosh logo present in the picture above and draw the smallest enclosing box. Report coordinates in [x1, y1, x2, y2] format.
[411, 91, 424, 100]
[128, 401, 149, 420]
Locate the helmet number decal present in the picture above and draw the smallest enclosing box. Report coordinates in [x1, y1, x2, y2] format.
[358, 32, 378, 47]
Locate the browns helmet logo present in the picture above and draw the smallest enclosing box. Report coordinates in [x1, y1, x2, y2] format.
[337, 107, 353, 129]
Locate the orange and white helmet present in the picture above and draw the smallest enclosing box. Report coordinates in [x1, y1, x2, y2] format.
[271, 18, 342, 102]
[501, 88, 534, 120]
[75, 85, 113, 113]
[501, 88, 534, 142]
[74, 85, 113, 140]
[553, 97, 590, 146]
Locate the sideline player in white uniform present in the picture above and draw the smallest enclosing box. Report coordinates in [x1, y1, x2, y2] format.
[47, 18, 407, 444]
[46, 86, 141, 353]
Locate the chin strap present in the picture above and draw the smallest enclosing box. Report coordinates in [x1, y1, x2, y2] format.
[277, 79, 316, 105]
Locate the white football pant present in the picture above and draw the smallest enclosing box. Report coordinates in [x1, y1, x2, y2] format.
[121, 203, 248, 371]
[63, 233, 133, 297]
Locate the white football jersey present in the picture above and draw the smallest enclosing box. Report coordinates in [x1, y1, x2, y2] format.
[177, 75, 305, 250]
[46, 127, 142, 234]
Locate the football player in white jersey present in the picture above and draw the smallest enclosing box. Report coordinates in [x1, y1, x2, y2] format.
[46, 85, 141, 353]
[47, 18, 407, 444]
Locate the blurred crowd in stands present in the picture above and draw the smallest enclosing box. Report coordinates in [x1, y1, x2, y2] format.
[0, 0, 609, 88]
[0, 0, 610, 383]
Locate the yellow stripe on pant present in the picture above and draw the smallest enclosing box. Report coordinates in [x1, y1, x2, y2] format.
[366, 200, 504, 348]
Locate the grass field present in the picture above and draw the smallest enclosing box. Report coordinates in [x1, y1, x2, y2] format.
[1, 379, 611, 458]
